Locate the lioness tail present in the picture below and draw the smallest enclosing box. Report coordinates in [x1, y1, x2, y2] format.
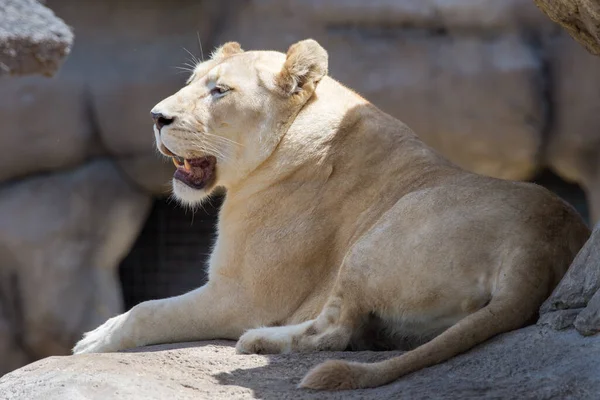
[300, 292, 540, 390]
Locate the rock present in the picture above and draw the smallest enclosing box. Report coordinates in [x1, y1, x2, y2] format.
[539, 223, 600, 335]
[0, 75, 96, 184]
[544, 34, 600, 221]
[575, 289, 600, 336]
[0, 160, 151, 374]
[537, 308, 581, 330]
[1, 326, 599, 399]
[247, 0, 555, 33]
[328, 33, 544, 180]
[0, 323, 29, 377]
[0, 0, 73, 77]
[534, 0, 600, 55]
[90, 77, 184, 158]
[115, 154, 174, 196]
[0, 280, 30, 376]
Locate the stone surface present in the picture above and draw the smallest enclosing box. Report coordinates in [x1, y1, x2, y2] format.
[1, 326, 599, 399]
[534, 0, 600, 55]
[328, 33, 544, 180]
[248, 0, 555, 32]
[0, 75, 97, 183]
[0, 160, 151, 375]
[575, 289, 600, 336]
[539, 223, 600, 335]
[0, 0, 73, 76]
[0, 279, 30, 376]
[116, 155, 175, 196]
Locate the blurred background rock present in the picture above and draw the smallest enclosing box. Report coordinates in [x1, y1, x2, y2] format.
[0, 0, 599, 376]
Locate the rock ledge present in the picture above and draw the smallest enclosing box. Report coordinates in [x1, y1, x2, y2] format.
[1, 327, 599, 400]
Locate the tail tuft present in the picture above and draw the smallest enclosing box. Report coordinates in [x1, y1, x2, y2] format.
[299, 360, 364, 391]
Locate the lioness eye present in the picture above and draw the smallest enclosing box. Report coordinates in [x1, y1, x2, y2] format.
[210, 86, 230, 97]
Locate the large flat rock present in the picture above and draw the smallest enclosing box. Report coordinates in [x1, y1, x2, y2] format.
[1, 326, 599, 399]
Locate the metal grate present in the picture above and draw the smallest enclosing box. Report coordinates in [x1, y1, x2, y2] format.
[119, 196, 222, 310]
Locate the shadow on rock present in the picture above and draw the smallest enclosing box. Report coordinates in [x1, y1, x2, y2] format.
[214, 349, 400, 400]
[213, 327, 600, 400]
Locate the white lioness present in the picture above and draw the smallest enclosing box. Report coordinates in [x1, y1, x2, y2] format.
[73, 39, 590, 390]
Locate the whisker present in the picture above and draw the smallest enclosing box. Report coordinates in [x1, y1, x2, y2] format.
[190, 117, 243, 147]
[202, 131, 243, 147]
[198, 142, 230, 161]
[197, 31, 205, 62]
[180, 130, 230, 161]
[199, 140, 235, 163]
[200, 136, 241, 152]
[174, 120, 243, 171]
[193, 134, 235, 155]
[181, 62, 198, 71]
[182, 47, 200, 65]
[173, 66, 195, 74]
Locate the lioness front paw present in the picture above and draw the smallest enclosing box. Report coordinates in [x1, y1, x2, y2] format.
[72, 312, 131, 354]
[236, 327, 293, 355]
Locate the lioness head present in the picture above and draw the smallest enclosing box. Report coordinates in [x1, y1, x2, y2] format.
[151, 39, 328, 205]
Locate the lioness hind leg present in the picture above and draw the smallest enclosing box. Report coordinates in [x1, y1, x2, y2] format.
[236, 294, 362, 355]
[300, 259, 555, 391]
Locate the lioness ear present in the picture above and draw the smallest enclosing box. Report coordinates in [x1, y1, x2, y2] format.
[211, 42, 244, 60]
[277, 39, 328, 96]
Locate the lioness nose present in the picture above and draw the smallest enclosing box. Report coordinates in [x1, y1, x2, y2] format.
[151, 112, 174, 130]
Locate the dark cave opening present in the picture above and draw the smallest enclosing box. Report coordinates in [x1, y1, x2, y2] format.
[119, 196, 222, 310]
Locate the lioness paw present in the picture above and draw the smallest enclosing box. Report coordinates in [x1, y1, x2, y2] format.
[72, 314, 130, 354]
[236, 327, 292, 355]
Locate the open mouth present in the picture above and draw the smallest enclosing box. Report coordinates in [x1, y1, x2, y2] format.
[170, 154, 217, 190]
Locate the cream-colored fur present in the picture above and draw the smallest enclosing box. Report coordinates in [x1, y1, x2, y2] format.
[73, 39, 590, 390]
